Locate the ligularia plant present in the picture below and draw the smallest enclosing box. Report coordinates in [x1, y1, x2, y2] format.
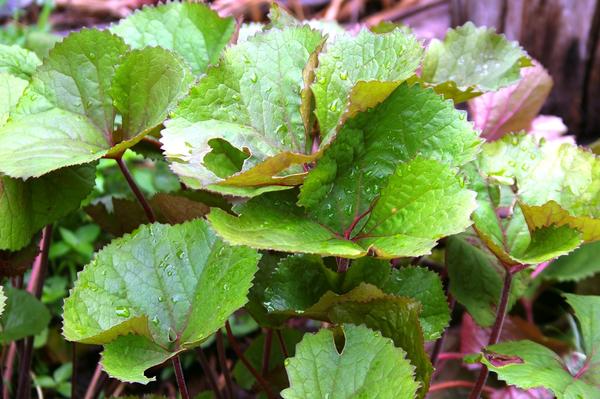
[0, 2, 599, 398]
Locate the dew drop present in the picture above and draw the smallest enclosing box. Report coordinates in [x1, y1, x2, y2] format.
[250, 72, 258, 83]
[328, 101, 338, 112]
[158, 296, 164, 302]
[284, 359, 291, 367]
[115, 306, 130, 318]
[151, 316, 159, 326]
[339, 70, 348, 80]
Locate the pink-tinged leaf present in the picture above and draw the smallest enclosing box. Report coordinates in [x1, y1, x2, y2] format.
[490, 386, 553, 399]
[469, 61, 552, 141]
[529, 115, 575, 144]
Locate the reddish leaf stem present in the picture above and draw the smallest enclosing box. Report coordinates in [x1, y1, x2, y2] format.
[172, 356, 190, 399]
[196, 348, 223, 399]
[469, 268, 514, 399]
[276, 330, 289, 358]
[216, 331, 233, 399]
[224, 322, 276, 399]
[16, 225, 53, 399]
[262, 329, 273, 377]
[430, 380, 494, 394]
[115, 158, 157, 223]
[83, 363, 106, 399]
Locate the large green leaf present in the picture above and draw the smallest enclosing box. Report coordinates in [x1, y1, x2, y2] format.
[468, 61, 553, 140]
[311, 28, 423, 142]
[0, 165, 96, 250]
[211, 158, 475, 259]
[250, 254, 448, 340]
[0, 286, 51, 343]
[0, 30, 192, 179]
[541, 242, 600, 282]
[481, 340, 598, 399]
[299, 83, 480, 234]
[62, 220, 260, 383]
[344, 259, 450, 340]
[446, 236, 529, 327]
[354, 158, 476, 257]
[0, 44, 41, 80]
[208, 191, 365, 258]
[110, 2, 235, 75]
[161, 26, 323, 193]
[281, 324, 419, 399]
[481, 294, 600, 398]
[421, 22, 530, 102]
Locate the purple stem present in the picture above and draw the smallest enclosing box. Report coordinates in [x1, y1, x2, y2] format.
[83, 364, 106, 399]
[216, 331, 233, 399]
[262, 329, 273, 377]
[115, 158, 157, 223]
[16, 225, 53, 399]
[196, 348, 223, 399]
[468, 268, 514, 399]
[172, 356, 190, 399]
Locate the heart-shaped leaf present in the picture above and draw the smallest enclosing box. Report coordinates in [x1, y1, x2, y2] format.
[281, 324, 419, 399]
[62, 219, 260, 383]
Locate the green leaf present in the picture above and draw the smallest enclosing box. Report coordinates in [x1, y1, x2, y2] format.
[207, 191, 365, 258]
[0, 44, 41, 79]
[345, 259, 450, 340]
[0, 30, 192, 179]
[327, 296, 431, 398]
[446, 236, 530, 327]
[311, 28, 423, 142]
[0, 286, 51, 343]
[0, 165, 96, 250]
[468, 61, 553, 140]
[421, 22, 530, 102]
[110, 2, 235, 75]
[281, 324, 419, 399]
[541, 242, 600, 282]
[481, 340, 598, 399]
[354, 158, 476, 257]
[161, 26, 324, 192]
[0, 72, 28, 126]
[480, 294, 600, 398]
[475, 134, 600, 260]
[110, 47, 193, 148]
[564, 294, 600, 384]
[62, 220, 260, 383]
[299, 83, 480, 235]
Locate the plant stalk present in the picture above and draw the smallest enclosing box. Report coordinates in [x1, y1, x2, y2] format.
[468, 268, 513, 399]
[83, 364, 106, 399]
[224, 322, 276, 399]
[276, 330, 289, 358]
[172, 356, 190, 399]
[115, 158, 157, 223]
[261, 329, 273, 377]
[196, 348, 223, 399]
[16, 225, 53, 399]
[216, 331, 233, 399]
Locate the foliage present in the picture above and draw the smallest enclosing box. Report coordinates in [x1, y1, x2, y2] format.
[0, 2, 599, 399]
